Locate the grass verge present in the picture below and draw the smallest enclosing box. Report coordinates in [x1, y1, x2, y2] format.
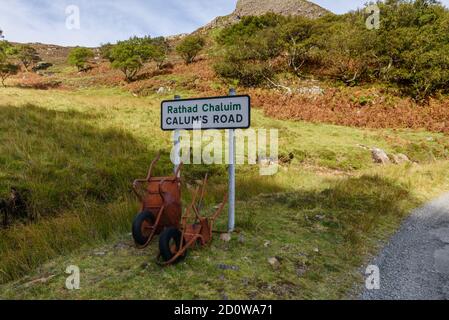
[0, 87, 448, 298]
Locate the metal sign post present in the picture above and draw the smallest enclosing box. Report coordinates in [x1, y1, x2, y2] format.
[228, 88, 236, 232]
[161, 91, 250, 234]
[173, 95, 181, 177]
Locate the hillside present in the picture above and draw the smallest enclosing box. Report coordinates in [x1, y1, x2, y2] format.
[1, 87, 449, 299]
[199, 0, 329, 31]
[1, 0, 449, 301]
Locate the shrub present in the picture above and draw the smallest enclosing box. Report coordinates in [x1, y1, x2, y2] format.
[215, 14, 284, 86]
[214, 1, 449, 101]
[278, 17, 319, 76]
[108, 36, 167, 81]
[315, 18, 378, 85]
[0, 41, 20, 86]
[99, 43, 114, 60]
[68, 47, 94, 72]
[151, 36, 170, 69]
[214, 60, 274, 87]
[217, 13, 286, 46]
[373, 0, 449, 101]
[176, 35, 205, 64]
[17, 45, 41, 72]
[0, 63, 19, 86]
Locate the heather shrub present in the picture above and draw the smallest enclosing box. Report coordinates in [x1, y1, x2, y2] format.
[215, 0, 449, 101]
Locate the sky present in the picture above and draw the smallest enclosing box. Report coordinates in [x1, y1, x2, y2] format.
[0, 0, 448, 47]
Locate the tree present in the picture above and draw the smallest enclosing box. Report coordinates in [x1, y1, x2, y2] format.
[278, 17, 318, 76]
[176, 35, 205, 64]
[151, 37, 170, 69]
[0, 63, 19, 86]
[99, 43, 114, 60]
[214, 14, 284, 86]
[373, 0, 449, 101]
[17, 45, 41, 71]
[0, 41, 20, 86]
[68, 47, 94, 72]
[215, 28, 283, 86]
[108, 36, 156, 82]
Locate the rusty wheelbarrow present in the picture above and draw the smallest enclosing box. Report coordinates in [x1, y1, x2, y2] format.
[131, 153, 183, 249]
[158, 174, 228, 265]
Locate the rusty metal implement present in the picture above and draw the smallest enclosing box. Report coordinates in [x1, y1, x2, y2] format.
[131, 153, 183, 249]
[158, 174, 228, 265]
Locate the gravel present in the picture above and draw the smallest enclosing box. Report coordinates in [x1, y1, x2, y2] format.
[361, 192, 449, 300]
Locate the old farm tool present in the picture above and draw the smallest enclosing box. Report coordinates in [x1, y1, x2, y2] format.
[131, 153, 182, 248]
[158, 174, 228, 265]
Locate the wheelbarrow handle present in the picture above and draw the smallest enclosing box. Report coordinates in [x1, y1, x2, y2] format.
[144, 152, 161, 181]
[211, 193, 228, 222]
[174, 162, 183, 181]
[131, 152, 161, 200]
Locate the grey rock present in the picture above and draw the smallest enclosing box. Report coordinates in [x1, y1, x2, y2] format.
[220, 233, 232, 242]
[268, 257, 280, 268]
[392, 153, 411, 165]
[372, 148, 390, 164]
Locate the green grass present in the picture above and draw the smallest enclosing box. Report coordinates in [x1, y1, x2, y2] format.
[1, 87, 449, 299]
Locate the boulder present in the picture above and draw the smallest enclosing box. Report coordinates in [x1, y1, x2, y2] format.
[372, 148, 390, 164]
[392, 153, 411, 165]
[268, 257, 280, 268]
[220, 233, 232, 242]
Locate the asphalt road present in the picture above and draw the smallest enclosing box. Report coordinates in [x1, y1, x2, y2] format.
[361, 192, 449, 300]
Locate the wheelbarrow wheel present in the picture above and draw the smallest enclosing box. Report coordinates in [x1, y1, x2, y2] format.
[132, 211, 156, 246]
[159, 227, 188, 264]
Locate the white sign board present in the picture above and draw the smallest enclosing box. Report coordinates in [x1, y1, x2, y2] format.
[161, 95, 251, 131]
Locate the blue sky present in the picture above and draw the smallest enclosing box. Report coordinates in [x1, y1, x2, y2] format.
[0, 0, 448, 46]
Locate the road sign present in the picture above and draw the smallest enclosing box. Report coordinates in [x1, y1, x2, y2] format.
[161, 95, 251, 131]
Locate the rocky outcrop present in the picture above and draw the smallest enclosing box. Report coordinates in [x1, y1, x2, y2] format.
[234, 0, 329, 19]
[198, 0, 330, 32]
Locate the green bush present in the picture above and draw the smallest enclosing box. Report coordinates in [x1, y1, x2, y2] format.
[16, 45, 41, 72]
[214, 1, 449, 101]
[215, 14, 284, 86]
[99, 43, 114, 60]
[0, 41, 20, 86]
[108, 36, 168, 81]
[278, 17, 319, 76]
[176, 35, 205, 64]
[150, 36, 170, 69]
[374, 0, 449, 101]
[68, 47, 94, 72]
